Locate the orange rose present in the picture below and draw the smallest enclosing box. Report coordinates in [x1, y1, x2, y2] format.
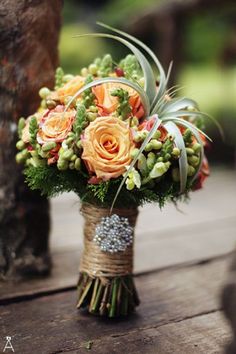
[22, 111, 46, 143]
[92, 83, 144, 118]
[37, 107, 76, 144]
[82, 116, 134, 180]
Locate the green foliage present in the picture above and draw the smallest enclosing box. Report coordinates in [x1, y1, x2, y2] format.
[73, 103, 87, 137]
[18, 117, 25, 139]
[24, 164, 192, 209]
[55, 67, 64, 89]
[97, 54, 113, 77]
[119, 54, 142, 82]
[29, 116, 38, 147]
[111, 88, 132, 119]
[87, 182, 110, 203]
[82, 75, 95, 108]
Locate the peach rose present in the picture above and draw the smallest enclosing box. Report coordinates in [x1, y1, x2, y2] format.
[21, 111, 46, 144]
[37, 107, 76, 144]
[50, 76, 85, 103]
[82, 116, 135, 180]
[92, 83, 144, 119]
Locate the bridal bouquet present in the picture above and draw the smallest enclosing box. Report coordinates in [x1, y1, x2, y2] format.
[16, 23, 211, 317]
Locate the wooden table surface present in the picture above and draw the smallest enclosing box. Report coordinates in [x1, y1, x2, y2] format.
[0, 166, 235, 353]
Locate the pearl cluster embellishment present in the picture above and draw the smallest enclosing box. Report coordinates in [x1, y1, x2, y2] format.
[94, 214, 133, 253]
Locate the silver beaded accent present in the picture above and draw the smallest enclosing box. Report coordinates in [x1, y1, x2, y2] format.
[94, 214, 133, 253]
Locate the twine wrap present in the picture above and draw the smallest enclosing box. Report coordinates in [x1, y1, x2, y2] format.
[80, 203, 139, 278]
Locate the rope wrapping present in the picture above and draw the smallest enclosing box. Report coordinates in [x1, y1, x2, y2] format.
[80, 203, 139, 278]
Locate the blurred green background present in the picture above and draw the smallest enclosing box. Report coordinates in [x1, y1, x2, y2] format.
[59, 0, 236, 164]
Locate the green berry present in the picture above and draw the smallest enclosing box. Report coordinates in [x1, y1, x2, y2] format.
[42, 142, 57, 152]
[81, 67, 88, 77]
[172, 147, 181, 157]
[39, 87, 50, 99]
[186, 147, 195, 156]
[88, 64, 98, 75]
[75, 158, 81, 170]
[46, 100, 56, 109]
[63, 149, 74, 160]
[151, 139, 162, 150]
[187, 165, 196, 176]
[16, 140, 25, 150]
[192, 143, 201, 153]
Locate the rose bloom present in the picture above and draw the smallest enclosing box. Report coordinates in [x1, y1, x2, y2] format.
[82, 116, 135, 180]
[50, 75, 85, 103]
[37, 106, 76, 144]
[92, 83, 144, 119]
[21, 111, 46, 143]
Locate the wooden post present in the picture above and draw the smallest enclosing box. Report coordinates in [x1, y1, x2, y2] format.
[0, 0, 63, 277]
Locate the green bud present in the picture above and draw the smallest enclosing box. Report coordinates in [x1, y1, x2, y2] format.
[164, 153, 171, 161]
[75, 157, 81, 170]
[94, 58, 101, 66]
[31, 156, 46, 167]
[89, 105, 98, 113]
[152, 130, 161, 139]
[192, 143, 201, 153]
[144, 142, 153, 152]
[70, 154, 77, 162]
[30, 150, 38, 158]
[140, 130, 148, 140]
[87, 112, 97, 122]
[187, 164, 196, 176]
[16, 140, 25, 150]
[130, 148, 139, 159]
[69, 162, 75, 170]
[131, 116, 139, 127]
[39, 87, 51, 99]
[57, 159, 68, 171]
[157, 157, 163, 162]
[151, 139, 162, 150]
[147, 152, 156, 170]
[18, 117, 26, 131]
[63, 149, 74, 161]
[21, 148, 30, 159]
[126, 178, 135, 191]
[76, 140, 82, 149]
[81, 67, 88, 77]
[188, 155, 200, 167]
[16, 152, 25, 164]
[137, 154, 147, 175]
[149, 161, 171, 179]
[186, 147, 195, 156]
[172, 168, 180, 182]
[42, 142, 57, 152]
[88, 64, 98, 75]
[133, 132, 143, 143]
[63, 74, 74, 83]
[66, 137, 74, 146]
[41, 99, 47, 109]
[68, 132, 76, 138]
[46, 100, 56, 109]
[172, 147, 180, 157]
[38, 150, 49, 158]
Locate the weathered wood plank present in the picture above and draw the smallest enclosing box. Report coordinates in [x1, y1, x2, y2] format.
[0, 257, 231, 353]
[0, 216, 235, 301]
[60, 312, 229, 354]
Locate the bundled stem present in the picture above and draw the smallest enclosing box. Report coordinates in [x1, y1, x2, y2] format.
[77, 273, 140, 317]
